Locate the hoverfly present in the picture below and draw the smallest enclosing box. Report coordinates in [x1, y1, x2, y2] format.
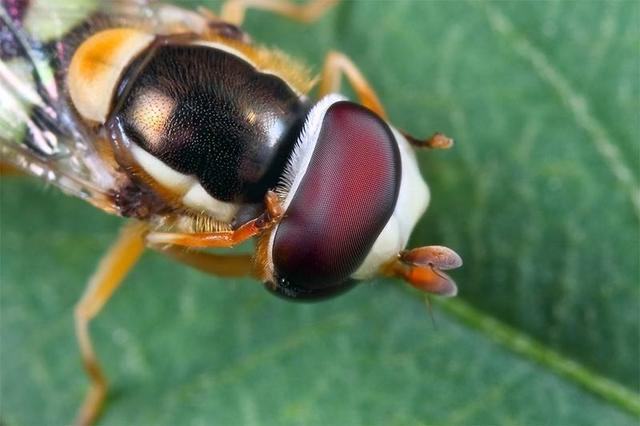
[0, 0, 462, 424]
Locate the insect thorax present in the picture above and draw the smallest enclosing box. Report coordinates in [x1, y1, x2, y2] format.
[69, 29, 310, 224]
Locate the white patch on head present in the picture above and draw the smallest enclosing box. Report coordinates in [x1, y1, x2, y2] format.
[390, 128, 430, 242]
[275, 94, 346, 210]
[351, 128, 429, 279]
[182, 183, 239, 222]
[131, 144, 194, 193]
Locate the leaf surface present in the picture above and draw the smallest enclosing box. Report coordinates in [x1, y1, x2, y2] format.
[1, 1, 638, 424]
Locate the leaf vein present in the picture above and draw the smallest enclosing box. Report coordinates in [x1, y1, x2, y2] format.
[434, 297, 640, 417]
[481, 1, 640, 219]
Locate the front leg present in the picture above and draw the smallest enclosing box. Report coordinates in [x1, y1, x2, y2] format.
[318, 51, 455, 150]
[319, 51, 387, 119]
[147, 190, 283, 248]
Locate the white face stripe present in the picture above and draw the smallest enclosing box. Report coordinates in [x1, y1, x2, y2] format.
[275, 94, 346, 211]
[390, 127, 430, 242]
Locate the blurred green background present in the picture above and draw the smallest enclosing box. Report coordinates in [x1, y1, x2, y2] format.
[1, 0, 639, 424]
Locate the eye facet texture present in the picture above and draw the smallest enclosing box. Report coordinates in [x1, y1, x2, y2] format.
[271, 101, 401, 300]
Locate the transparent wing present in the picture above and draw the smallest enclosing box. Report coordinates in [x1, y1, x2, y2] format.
[0, 0, 168, 213]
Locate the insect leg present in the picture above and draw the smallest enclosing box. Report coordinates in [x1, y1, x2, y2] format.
[0, 162, 24, 176]
[220, 0, 339, 26]
[74, 222, 147, 426]
[318, 53, 455, 150]
[147, 190, 282, 248]
[154, 246, 256, 278]
[146, 219, 262, 248]
[319, 51, 387, 119]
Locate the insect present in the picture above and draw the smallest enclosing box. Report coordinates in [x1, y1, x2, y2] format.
[1, 0, 462, 424]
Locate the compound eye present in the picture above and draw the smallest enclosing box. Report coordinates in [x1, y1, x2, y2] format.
[270, 101, 401, 301]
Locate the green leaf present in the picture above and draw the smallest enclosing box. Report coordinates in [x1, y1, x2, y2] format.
[1, 1, 638, 425]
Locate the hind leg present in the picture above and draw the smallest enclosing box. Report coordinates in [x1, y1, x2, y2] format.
[73, 222, 146, 426]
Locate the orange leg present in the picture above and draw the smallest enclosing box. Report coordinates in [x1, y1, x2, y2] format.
[147, 219, 262, 248]
[318, 51, 387, 119]
[318, 53, 455, 150]
[221, 0, 339, 26]
[74, 222, 147, 426]
[0, 161, 24, 176]
[155, 245, 256, 278]
[383, 245, 462, 297]
[147, 190, 283, 248]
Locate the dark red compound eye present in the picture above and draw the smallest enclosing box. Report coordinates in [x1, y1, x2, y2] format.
[269, 101, 401, 301]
